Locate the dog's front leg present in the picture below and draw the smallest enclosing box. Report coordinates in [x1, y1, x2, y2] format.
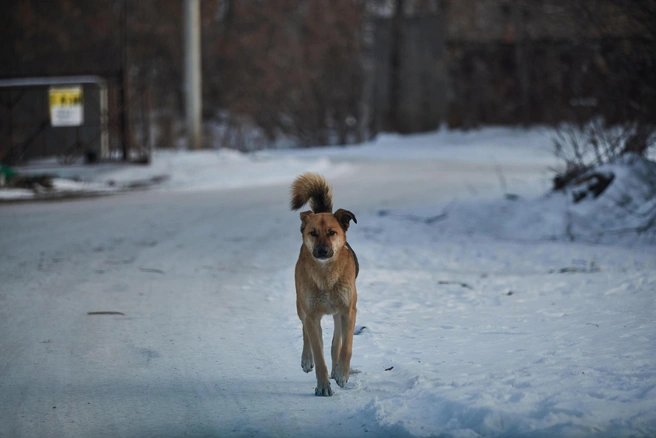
[301, 325, 314, 372]
[330, 314, 342, 380]
[305, 315, 332, 396]
[333, 306, 357, 388]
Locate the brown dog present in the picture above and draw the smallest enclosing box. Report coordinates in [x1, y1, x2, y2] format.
[290, 173, 359, 396]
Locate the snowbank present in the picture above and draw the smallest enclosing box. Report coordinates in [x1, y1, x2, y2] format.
[394, 152, 656, 245]
[341, 195, 656, 436]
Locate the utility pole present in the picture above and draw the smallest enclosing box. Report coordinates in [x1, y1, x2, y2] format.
[183, 0, 202, 149]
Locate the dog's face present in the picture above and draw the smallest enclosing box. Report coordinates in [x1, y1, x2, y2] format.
[300, 209, 357, 261]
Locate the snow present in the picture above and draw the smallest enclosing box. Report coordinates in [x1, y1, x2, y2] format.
[0, 187, 34, 199]
[0, 150, 351, 199]
[348, 210, 655, 437]
[257, 126, 556, 165]
[102, 150, 352, 192]
[1, 127, 554, 200]
[1, 127, 655, 437]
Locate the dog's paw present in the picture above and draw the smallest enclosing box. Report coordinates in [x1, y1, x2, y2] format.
[333, 368, 349, 388]
[330, 369, 353, 379]
[301, 357, 314, 373]
[334, 375, 348, 388]
[330, 364, 349, 388]
[315, 384, 333, 397]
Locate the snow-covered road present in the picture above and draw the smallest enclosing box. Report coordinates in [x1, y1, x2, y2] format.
[0, 186, 369, 437]
[1, 160, 466, 438]
[1, 129, 655, 437]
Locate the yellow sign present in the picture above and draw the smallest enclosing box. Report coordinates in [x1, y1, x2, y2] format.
[49, 86, 84, 126]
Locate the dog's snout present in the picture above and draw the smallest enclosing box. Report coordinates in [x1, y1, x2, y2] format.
[313, 246, 333, 259]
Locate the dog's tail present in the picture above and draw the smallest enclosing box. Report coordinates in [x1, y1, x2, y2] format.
[290, 173, 333, 213]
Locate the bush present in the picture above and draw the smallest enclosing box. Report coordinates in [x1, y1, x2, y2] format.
[552, 119, 655, 191]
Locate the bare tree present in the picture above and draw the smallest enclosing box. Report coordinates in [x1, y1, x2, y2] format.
[207, 0, 366, 148]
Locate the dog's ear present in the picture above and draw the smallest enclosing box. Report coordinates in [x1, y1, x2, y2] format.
[334, 209, 357, 231]
[299, 210, 313, 232]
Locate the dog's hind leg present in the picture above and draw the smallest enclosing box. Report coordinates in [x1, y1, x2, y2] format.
[330, 314, 342, 380]
[305, 315, 333, 396]
[301, 325, 314, 373]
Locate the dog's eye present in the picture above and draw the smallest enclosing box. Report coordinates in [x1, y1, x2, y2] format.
[327, 230, 337, 236]
[309, 230, 318, 237]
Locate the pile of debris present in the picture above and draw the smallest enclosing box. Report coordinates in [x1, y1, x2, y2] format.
[1, 164, 54, 192]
